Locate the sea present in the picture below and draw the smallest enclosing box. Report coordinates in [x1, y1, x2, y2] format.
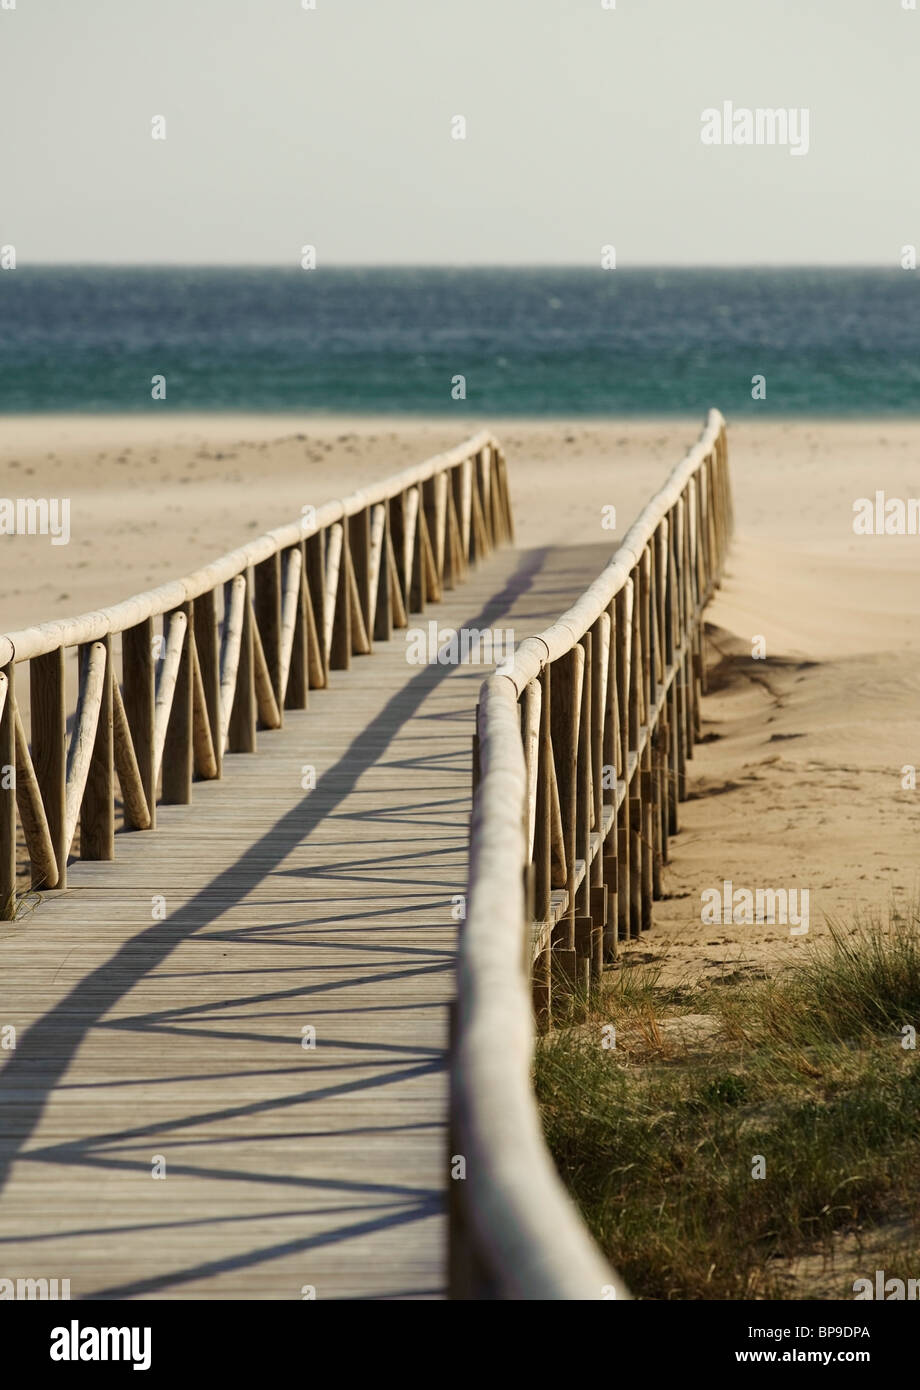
[0, 267, 917, 416]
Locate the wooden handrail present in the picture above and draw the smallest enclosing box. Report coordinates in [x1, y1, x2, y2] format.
[0, 433, 511, 917]
[0, 430, 498, 668]
[452, 409, 733, 1299]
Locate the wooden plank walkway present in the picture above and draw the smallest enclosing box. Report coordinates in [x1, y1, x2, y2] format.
[0, 540, 612, 1300]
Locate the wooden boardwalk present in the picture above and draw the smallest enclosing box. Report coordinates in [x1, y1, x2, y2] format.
[0, 540, 611, 1300]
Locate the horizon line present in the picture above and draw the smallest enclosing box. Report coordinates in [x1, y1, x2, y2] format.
[3, 261, 906, 273]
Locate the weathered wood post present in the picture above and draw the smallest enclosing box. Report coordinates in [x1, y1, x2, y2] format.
[162, 604, 193, 803]
[81, 634, 115, 858]
[31, 647, 67, 891]
[550, 646, 582, 1006]
[254, 553, 283, 714]
[532, 667, 553, 1027]
[574, 632, 593, 996]
[194, 587, 223, 775]
[0, 664, 15, 918]
[228, 575, 257, 752]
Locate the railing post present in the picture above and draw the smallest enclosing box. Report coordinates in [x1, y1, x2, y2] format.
[615, 586, 631, 946]
[468, 459, 488, 564]
[476, 447, 494, 553]
[574, 632, 593, 996]
[683, 492, 701, 755]
[228, 576, 257, 752]
[409, 491, 427, 613]
[0, 663, 16, 919]
[665, 510, 680, 832]
[490, 449, 507, 547]
[451, 461, 471, 574]
[638, 550, 654, 930]
[31, 647, 67, 891]
[627, 574, 643, 938]
[330, 521, 352, 670]
[389, 491, 407, 618]
[602, 600, 619, 962]
[348, 508, 374, 652]
[421, 478, 443, 601]
[590, 614, 609, 979]
[496, 445, 514, 545]
[532, 668, 553, 1028]
[194, 587, 223, 775]
[305, 530, 328, 688]
[550, 645, 582, 1005]
[533, 668, 552, 924]
[645, 543, 664, 901]
[254, 553, 283, 716]
[80, 634, 115, 859]
[123, 618, 156, 829]
[374, 504, 394, 641]
[283, 545, 309, 711]
[162, 602, 194, 802]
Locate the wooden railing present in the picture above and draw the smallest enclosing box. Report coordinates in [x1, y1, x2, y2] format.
[0, 434, 513, 918]
[450, 409, 732, 1299]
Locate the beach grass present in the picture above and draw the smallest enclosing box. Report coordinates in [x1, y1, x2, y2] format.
[534, 905, 920, 1299]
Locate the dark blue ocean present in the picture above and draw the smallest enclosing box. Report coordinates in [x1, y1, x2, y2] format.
[0, 268, 917, 415]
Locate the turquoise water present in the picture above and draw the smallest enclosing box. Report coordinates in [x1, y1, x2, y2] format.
[0, 267, 917, 415]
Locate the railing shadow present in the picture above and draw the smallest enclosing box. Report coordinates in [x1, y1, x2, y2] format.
[0, 542, 580, 1208]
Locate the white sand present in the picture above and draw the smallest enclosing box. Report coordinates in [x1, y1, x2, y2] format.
[2, 414, 917, 972]
[0, 415, 699, 629]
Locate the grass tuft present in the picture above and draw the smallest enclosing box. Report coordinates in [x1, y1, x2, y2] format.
[535, 906, 920, 1299]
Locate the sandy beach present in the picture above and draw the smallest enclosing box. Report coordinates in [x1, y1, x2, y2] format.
[2, 414, 918, 973]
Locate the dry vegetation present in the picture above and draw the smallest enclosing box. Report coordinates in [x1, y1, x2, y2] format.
[535, 906, 920, 1299]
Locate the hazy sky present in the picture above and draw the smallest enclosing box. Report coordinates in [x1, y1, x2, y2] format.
[2, 0, 918, 265]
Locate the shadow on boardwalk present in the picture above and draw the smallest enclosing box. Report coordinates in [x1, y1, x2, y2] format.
[0, 544, 615, 1298]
